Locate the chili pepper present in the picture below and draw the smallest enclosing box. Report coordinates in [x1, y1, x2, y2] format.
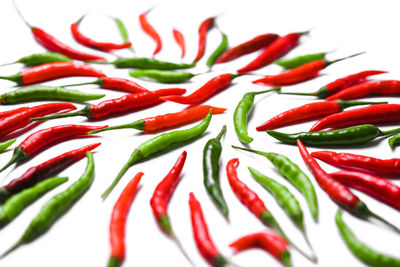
[113, 16, 135, 53]
[1, 52, 72, 67]
[336, 209, 400, 267]
[0, 143, 100, 202]
[173, 28, 186, 59]
[297, 139, 400, 233]
[311, 150, 400, 177]
[0, 151, 95, 258]
[31, 88, 186, 121]
[310, 104, 400, 132]
[237, 32, 306, 74]
[229, 231, 292, 267]
[101, 110, 212, 199]
[231, 146, 318, 221]
[0, 103, 76, 138]
[0, 176, 68, 229]
[63, 76, 148, 93]
[189, 192, 228, 267]
[256, 100, 387, 131]
[206, 31, 228, 68]
[91, 57, 195, 70]
[0, 124, 106, 172]
[234, 88, 281, 143]
[0, 139, 16, 153]
[0, 107, 30, 119]
[193, 17, 215, 63]
[325, 80, 400, 101]
[278, 70, 387, 98]
[215, 33, 279, 64]
[389, 134, 400, 148]
[71, 14, 132, 52]
[88, 105, 226, 134]
[330, 171, 400, 211]
[267, 124, 400, 147]
[160, 73, 239, 105]
[226, 158, 316, 262]
[203, 126, 228, 217]
[139, 7, 162, 56]
[0, 86, 105, 105]
[129, 69, 194, 83]
[108, 172, 142, 267]
[252, 53, 363, 86]
[0, 62, 106, 85]
[274, 52, 327, 69]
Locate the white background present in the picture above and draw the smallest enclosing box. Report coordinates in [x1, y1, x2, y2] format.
[0, 0, 400, 266]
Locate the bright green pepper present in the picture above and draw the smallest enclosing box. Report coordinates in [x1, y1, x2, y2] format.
[129, 69, 194, 83]
[206, 32, 228, 68]
[0, 139, 16, 153]
[113, 17, 135, 53]
[93, 57, 196, 70]
[388, 133, 400, 148]
[274, 52, 327, 69]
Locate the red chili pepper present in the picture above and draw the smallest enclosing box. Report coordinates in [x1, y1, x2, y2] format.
[173, 28, 186, 59]
[71, 15, 132, 52]
[326, 80, 400, 101]
[0, 143, 100, 202]
[0, 107, 30, 119]
[108, 172, 143, 267]
[237, 32, 305, 74]
[0, 62, 106, 85]
[160, 74, 238, 105]
[0, 102, 76, 138]
[252, 53, 363, 86]
[139, 8, 162, 56]
[64, 77, 149, 94]
[215, 33, 279, 64]
[256, 100, 385, 131]
[311, 150, 400, 177]
[189, 192, 228, 267]
[193, 17, 215, 63]
[309, 104, 400, 132]
[229, 231, 291, 267]
[0, 124, 107, 172]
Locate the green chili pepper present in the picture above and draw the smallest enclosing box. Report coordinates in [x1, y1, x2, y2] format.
[0, 176, 68, 229]
[206, 32, 228, 68]
[1, 152, 94, 258]
[129, 69, 194, 83]
[274, 52, 327, 69]
[102, 110, 213, 199]
[91, 57, 196, 70]
[113, 17, 135, 53]
[336, 209, 400, 267]
[0, 52, 72, 67]
[388, 133, 400, 148]
[232, 146, 318, 221]
[0, 86, 105, 104]
[234, 87, 280, 144]
[0, 139, 16, 153]
[203, 125, 228, 217]
[267, 124, 400, 146]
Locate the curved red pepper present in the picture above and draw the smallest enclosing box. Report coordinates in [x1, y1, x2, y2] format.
[0, 107, 30, 119]
[64, 77, 148, 94]
[139, 10, 162, 56]
[193, 17, 215, 63]
[173, 28, 186, 59]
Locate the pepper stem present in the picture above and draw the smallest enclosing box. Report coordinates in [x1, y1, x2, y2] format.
[171, 234, 199, 267]
[0, 62, 16, 67]
[31, 106, 90, 121]
[0, 147, 28, 173]
[277, 91, 317, 96]
[12, 0, 32, 28]
[88, 120, 145, 134]
[75, 12, 87, 25]
[325, 52, 365, 67]
[249, 87, 281, 96]
[216, 125, 227, 141]
[364, 207, 400, 234]
[62, 78, 103, 88]
[381, 126, 400, 136]
[337, 100, 388, 110]
[0, 73, 22, 85]
[0, 240, 22, 259]
[231, 145, 271, 158]
[107, 257, 121, 267]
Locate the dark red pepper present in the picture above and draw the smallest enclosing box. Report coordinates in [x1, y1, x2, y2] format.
[193, 17, 215, 63]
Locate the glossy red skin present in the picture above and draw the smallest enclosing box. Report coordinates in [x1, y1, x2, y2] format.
[226, 158, 268, 219]
[101, 77, 148, 93]
[330, 170, 400, 211]
[20, 62, 106, 85]
[172, 28, 186, 59]
[253, 60, 325, 86]
[311, 150, 400, 177]
[193, 17, 215, 63]
[237, 32, 302, 74]
[0, 103, 76, 137]
[139, 12, 162, 56]
[215, 33, 279, 64]
[256, 100, 342, 131]
[150, 151, 186, 233]
[309, 104, 400, 132]
[71, 23, 132, 52]
[31, 27, 106, 61]
[324, 70, 387, 95]
[109, 172, 143, 262]
[19, 124, 107, 156]
[189, 192, 222, 266]
[326, 80, 400, 100]
[229, 231, 289, 262]
[159, 74, 233, 105]
[3, 143, 100, 195]
[297, 139, 360, 211]
[0, 107, 30, 119]
[90, 88, 186, 119]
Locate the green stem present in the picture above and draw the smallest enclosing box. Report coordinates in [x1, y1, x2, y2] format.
[171, 234, 198, 267]
[366, 209, 400, 234]
[31, 106, 90, 121]
[0, 147, 27, 173]
[88, 120, 145, 134]
[231, 145, 270, 158]
[0, 139, 16, 153]
[0, 240, 22, 259]
[62, 78, 103, 88]
[325, 52, 365, 67]
[248, 87, 281, 96]
[277, 91, 317, 96]
[101, 162, 130, 200]
[337, 100, 387, 110]
[215, 125, 227, 141]
[107, 257, 121, 267]
[0, 73, 22, 84]
[381, 126, 400, 136]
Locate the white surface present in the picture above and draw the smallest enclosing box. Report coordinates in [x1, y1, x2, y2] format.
[0, 0, 400, 266]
